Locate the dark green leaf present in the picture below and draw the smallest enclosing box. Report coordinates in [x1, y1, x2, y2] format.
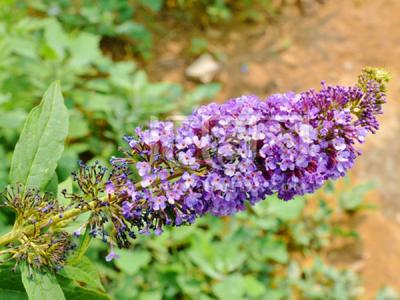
[44, 173, 58, 195]
[20, 264, 65, 300]
[57, 177, 73, 206]
[60, 256, 104, 292]
[0, 264, 28, 300]
[57, 276, 112, 300]
[67, 226, 92, 265]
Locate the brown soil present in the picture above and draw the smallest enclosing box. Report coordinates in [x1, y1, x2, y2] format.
[144, 0, 400, 298]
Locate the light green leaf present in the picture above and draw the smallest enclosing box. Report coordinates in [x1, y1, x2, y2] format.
[259, 236, 289, 264]
[212, 274, 245, 300]
[9, 38, 38, 59]
[68, 33, 102, 67]
[244, 276, 266, 298]
[43, 18, 68, 60]
[10, 81, 69, 190]
[183, 83, 221, 113]
[339, 182, 374, 212]
[188, 250, 223, 280]
[0, 110, 27, 129]
[20, 264, 65, 300]
[267, 196, 305, 221]
[109, 62, 136, 90]
[114, 249, 151, 275]
[68, 109, 89, 139]
[138, 290, 162, 300]
[375, 286, 400, 300]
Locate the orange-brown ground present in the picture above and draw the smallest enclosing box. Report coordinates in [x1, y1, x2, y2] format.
[144, 0, 400, 297]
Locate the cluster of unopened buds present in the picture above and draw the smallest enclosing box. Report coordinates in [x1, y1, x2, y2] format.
[0, 68, 390, 271]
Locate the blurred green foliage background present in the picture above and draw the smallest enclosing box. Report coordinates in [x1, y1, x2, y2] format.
[0, 0, 398, 299]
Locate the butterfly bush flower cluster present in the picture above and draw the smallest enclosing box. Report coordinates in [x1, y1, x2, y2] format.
[101, 68, 389, 241]
[0, 68, 390, 269]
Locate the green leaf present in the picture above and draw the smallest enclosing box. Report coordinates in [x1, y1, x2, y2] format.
[67, 226, 92, 265]
[43, 18, 68, 60]
[114, 249, 151, 275]
[212, 274, 245, 300]
[10, 81, 69, 190]
[20, 264, 65, 300]
[266, 196, 305, 221]
[139, 0, 163, 12]
[44, 173, 58, 195]
[138, 290, 162, 300]
[183, 83, 221, 113]
[59, 256, 104, 292]
[339, 182, 374, 212]
[0, 264, 28, 299]
[62, 211, 91, 235]
[243, 276, 266, 298]
[375, 286, 400, 300]
[57, 150, 79, 182]
[115, 22, 152, 56]
[0, 110, 27, 129]
[68, 32, 102, 67]
[0, 211, 12, 235]
[259, 236, 289, 264]
[57, 176, 73, 206]
[57, 276, 112, 300]
[9, 37, 38, 59]
[68, 109, 89, 139]
[188, 249, 223, 280]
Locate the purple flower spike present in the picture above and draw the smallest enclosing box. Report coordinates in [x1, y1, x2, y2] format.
[75, 68, 389, 247]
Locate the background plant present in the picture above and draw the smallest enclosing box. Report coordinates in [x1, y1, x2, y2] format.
[0, 1, 221, 190]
